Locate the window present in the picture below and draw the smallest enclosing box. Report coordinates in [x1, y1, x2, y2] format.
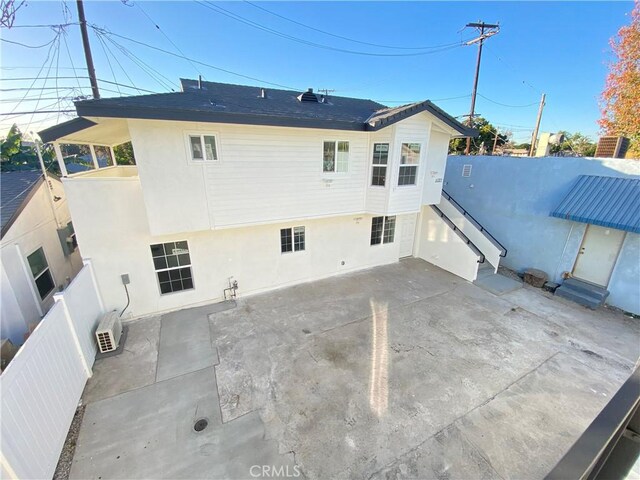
[371, 143, 389, 186]
[281, 226, 305, 253]
[370, 216, 396, 245]
[150, 241, 193, 294]
[323, 141, 349, 173]
[189, 134, 218, 161]
[27, 247, 55, 300]
[398, 143, 421, 186]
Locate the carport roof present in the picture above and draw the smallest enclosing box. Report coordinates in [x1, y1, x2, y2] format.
[550, 175, 640, 233]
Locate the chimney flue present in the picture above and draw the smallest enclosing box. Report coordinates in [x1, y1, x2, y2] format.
[198, 75, 202, 90]
[260, 88, 266, 98]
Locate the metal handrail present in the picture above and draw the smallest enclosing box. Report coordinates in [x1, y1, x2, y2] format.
[441, 189, 508, 257]
[430, 205, 485, 263]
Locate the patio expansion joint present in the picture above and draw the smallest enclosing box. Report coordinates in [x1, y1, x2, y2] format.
[366, 350, 562, 480]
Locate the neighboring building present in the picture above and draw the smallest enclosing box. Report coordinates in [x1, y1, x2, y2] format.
[444, 155, 640, 314]
[1, 171, 83, 344]
[38, 79, 518, 318]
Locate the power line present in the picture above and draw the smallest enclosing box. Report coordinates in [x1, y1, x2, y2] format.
[1, 110, 76, 116]
[242, 0, 465, 51]
[1, 77, 158, 93]
[478, 94, 539, 108]
[133, 1, 204, 77]
[196, 1, 466, 57]
[0, 36, 59, 49]
[91, 25, 304, 90]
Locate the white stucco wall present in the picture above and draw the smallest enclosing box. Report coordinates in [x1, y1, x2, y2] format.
[1, 178, 82, 344]
[63, 176, 402, 318]
[416, 206, 480, 282]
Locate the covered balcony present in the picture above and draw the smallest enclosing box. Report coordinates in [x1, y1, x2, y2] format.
[38, 117, 137, 178]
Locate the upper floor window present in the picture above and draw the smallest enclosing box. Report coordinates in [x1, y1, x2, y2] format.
[150, 241, 193, 294]
[281, 226, 305, 253]
[370, 216, 396, 245]
[27, 247, 55, 300]
[398, 143, 421, 186]
[323, 141, 349, 173]
[371, 143, 389, 186]
[189, 134, 218, 161]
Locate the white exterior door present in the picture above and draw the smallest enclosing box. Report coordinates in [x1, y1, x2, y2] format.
[572, 224, 625, 287]
[399, 214, 418, 258]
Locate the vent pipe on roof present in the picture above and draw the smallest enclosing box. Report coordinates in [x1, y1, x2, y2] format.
[198, 75, 202, 90]
[260, 88, 267, 98]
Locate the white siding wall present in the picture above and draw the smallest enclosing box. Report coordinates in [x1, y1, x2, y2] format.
[387, 113, 432, 214]
[0, 179, 82, 344]
[129, 120, 371, 235]
[63, 176, 401, 318]
[422, 129, 450, 205]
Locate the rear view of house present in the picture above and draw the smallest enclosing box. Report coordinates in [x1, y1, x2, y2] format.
[38, 79, 504, 318]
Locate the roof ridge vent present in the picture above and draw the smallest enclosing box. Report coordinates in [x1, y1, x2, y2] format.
[297, 88, 319, 103]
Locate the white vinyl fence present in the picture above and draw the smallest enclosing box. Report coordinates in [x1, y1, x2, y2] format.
[1, 260, 104, 480]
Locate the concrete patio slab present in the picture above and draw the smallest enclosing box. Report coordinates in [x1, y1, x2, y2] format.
[82, 315, 161, 404]
[474, 270, 523, 295]
[156, 304, 220, 382]
[70, 259, 640, 480]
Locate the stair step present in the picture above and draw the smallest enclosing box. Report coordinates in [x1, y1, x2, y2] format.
[555, 285, 606, 310]
[560, 278, 610, 301]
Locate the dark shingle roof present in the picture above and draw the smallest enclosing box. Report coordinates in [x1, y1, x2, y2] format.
[41, 79, 472, 138]
[550, 175, 640, 233]
[1, 170, 44, 237]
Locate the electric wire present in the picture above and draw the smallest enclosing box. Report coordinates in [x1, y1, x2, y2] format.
[196, 1, 467, 58]
[0, 36, 59, 49]
[242, 0, 465, 51]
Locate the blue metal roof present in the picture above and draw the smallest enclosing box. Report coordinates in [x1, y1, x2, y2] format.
[550, 175, 640, 233]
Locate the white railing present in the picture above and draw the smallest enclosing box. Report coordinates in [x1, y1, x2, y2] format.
[438, 195, 504, 272]
[0, 260, 104, 480]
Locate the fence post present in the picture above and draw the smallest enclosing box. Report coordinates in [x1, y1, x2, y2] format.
[54, 293, 93, 378]
[83, 258, 105, 312]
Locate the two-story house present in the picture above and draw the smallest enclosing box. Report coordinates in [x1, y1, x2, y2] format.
[38, 79, 503, 318]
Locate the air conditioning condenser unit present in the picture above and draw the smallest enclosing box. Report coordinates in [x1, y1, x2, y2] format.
[95, 311, 123, 353]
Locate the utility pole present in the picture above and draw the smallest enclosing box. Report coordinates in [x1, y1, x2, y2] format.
[464, 21, 499, 155]
[529, 93, 546, 156]
[76, 0, 100, 99]
[492, 129, 500, 155]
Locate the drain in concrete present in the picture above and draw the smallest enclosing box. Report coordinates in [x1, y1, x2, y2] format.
[193, 418, 208, 432]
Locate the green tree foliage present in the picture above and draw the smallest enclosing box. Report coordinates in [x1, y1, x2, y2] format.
[448, 117, 508, 155]
[113, 141, 136, 165]
[550, 131, 597, 157]
[1, 124, 60, 173]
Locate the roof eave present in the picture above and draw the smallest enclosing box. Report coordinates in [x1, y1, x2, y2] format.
[38, 117, 96, 143]
[74, 104, 369, 131]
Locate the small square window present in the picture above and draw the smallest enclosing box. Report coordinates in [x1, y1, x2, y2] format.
[398, 143, 420, 186]
[189, 134, 218, 161]
[370, 216, 396, 245]
[281, 226, 305, 253]
[27, 247, 55, 300]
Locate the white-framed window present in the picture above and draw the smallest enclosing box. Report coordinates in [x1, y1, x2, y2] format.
[323, 141, 349, 173]
[370, 216, 396, 245]
[188, 134, 218, 161]
[281, 226, 305, 253]
[398, 143, 421, 186]
[371, 143, 389, 186]
[27, 247, 55, 300]
[150, 241, 194, 295]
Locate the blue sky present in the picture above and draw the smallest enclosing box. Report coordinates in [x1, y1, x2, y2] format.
[0, 1, 632, 143]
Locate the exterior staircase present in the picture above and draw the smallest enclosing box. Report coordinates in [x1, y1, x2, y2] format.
[555, 278, 610, 310]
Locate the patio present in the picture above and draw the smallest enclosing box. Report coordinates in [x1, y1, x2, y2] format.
[69, 258, 639, 479]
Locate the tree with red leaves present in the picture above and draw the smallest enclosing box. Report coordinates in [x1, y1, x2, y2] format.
[599, 2, 640, 158]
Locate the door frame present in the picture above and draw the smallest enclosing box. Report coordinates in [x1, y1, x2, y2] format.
[571, 224, 626, 287]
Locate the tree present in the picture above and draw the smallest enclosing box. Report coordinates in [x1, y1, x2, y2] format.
[113, 141, 136, 165]
[599, 1, 640, 158]
[449, 117, 508, 155]
[1, 124, 22, 162]
[1, 124, 59, 173]
[551, 131, 597, 157]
